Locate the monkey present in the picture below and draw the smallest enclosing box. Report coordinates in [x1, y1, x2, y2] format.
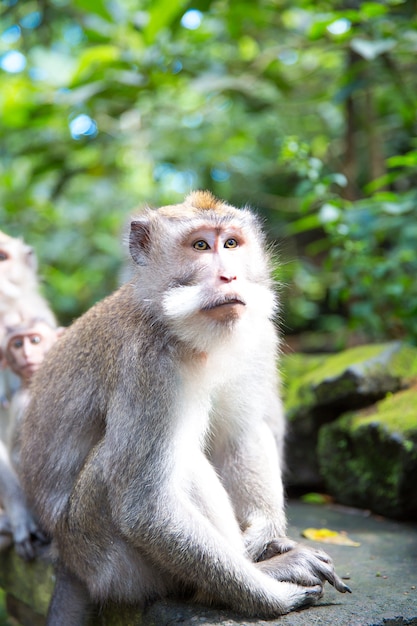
[0, 231, 57, 560]
[0, 318, 63, 559]
[20, 191, 350, 625]
[0, 230, 56, 415]
[2, 318, 65, 471]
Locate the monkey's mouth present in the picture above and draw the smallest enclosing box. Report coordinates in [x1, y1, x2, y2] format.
[202, 296, 246, 312]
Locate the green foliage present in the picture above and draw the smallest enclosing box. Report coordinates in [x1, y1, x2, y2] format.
[323, 190, 417, 341]
[0, 0, 416, 338]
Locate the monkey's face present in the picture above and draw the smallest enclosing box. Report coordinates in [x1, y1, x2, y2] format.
[180, 226, 247, 323]
[161, 221, 275, 335]
[5, 322, 60, 383]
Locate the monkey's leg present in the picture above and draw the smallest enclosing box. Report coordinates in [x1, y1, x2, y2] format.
[46, 564, 91, 626]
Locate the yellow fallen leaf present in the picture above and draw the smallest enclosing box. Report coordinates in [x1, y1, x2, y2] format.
[302, 527, 361, 547]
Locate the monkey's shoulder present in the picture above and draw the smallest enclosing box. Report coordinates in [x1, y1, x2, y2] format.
[39, 284, 171, 376]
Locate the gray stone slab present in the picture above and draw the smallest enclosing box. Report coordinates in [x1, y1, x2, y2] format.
[144, 500, 417, 626]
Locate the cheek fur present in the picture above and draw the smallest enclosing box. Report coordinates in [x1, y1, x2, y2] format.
[162, 285, 204, 319]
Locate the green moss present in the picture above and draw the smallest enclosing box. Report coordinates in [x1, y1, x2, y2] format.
[318, 399, 417, 518]
[299, 343, 391, 387]
[282, 342, 417, 421]
[0, 590, 13, 626]
[0, 550, 54, 617]
[281, 352, 326, 418]
[389, 345, 417, 380]
[351, 388, 417, 436]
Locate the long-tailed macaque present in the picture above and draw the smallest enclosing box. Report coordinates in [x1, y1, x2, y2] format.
[3, 318, 65, 470]
[0, 229, 56, 412]
[0, 231, 56, 560]
[21, 191, 350, 625]
[0, 318, 63, 559]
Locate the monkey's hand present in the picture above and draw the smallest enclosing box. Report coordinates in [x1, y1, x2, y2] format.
[11, 511, 49, 561]
[256, 542, 351, 594]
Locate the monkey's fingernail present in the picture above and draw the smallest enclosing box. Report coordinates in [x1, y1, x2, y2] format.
[343, 584, 352, 593]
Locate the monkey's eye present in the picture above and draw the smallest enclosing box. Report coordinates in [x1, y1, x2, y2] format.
[224, 238, 238, 249]
[12, 338, 23, 349]
[193, 240, 210, 251]
[30, 335, 41, 345]
[0, 251, 8, 261]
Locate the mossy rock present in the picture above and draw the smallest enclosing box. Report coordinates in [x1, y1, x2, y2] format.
[282, 341, 417, 421]
[282, 342, 417, 489]
[0, 548, 53, 619]
[317, 387, 417, 519]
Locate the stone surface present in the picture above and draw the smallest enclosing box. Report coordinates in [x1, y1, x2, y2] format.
[144, 500, 417, 625]
[1, 501, 416, 625]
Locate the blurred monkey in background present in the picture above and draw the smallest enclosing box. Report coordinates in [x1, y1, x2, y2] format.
[0, 318, 63, 559]
[0, 230, 56, 415]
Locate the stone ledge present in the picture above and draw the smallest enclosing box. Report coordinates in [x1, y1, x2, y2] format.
[1, 502, 416, 626]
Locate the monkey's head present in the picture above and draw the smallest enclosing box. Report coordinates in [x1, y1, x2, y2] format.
[129, 191, 277, 347]
[1, 317, 64, 385]
[0, 230, 38, 298]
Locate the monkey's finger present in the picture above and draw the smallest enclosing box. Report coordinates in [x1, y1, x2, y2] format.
[318, 563, 351, 594]
[297, 584, 324, 607]
[310, 547, 333, 564]
[257, 538, 297, 560]
[331, 574, 352, 594]
[32, 528, 49, 545]
[15, 539, 36, 562]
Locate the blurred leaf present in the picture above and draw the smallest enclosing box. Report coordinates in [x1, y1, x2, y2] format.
[359, 2, 388, 19]
[143, 0, 190, 43]
[387, 151, 417, 169]
[286, 214, 321, 235]
[73, 0, 112, 21]
[302, 528, 361, 547]
[301, 492, 333, 505]
[71, 45, 121, 83]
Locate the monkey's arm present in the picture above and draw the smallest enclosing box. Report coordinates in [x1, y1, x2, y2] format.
[210, 384, 288, 558]
[0, 441, 45, 560]
[210, 383, 350, 596]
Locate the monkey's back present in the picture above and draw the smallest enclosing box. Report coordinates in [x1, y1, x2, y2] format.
[20, 283, 158, 534]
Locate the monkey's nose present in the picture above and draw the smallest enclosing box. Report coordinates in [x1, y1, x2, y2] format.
[219, 274, 237, 283]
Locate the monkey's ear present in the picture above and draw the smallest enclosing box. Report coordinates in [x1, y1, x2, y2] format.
[25, 245, 37, 271]
[129, 220, 151, 266]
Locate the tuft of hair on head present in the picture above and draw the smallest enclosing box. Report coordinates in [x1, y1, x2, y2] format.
[185, 190, 228, 212]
